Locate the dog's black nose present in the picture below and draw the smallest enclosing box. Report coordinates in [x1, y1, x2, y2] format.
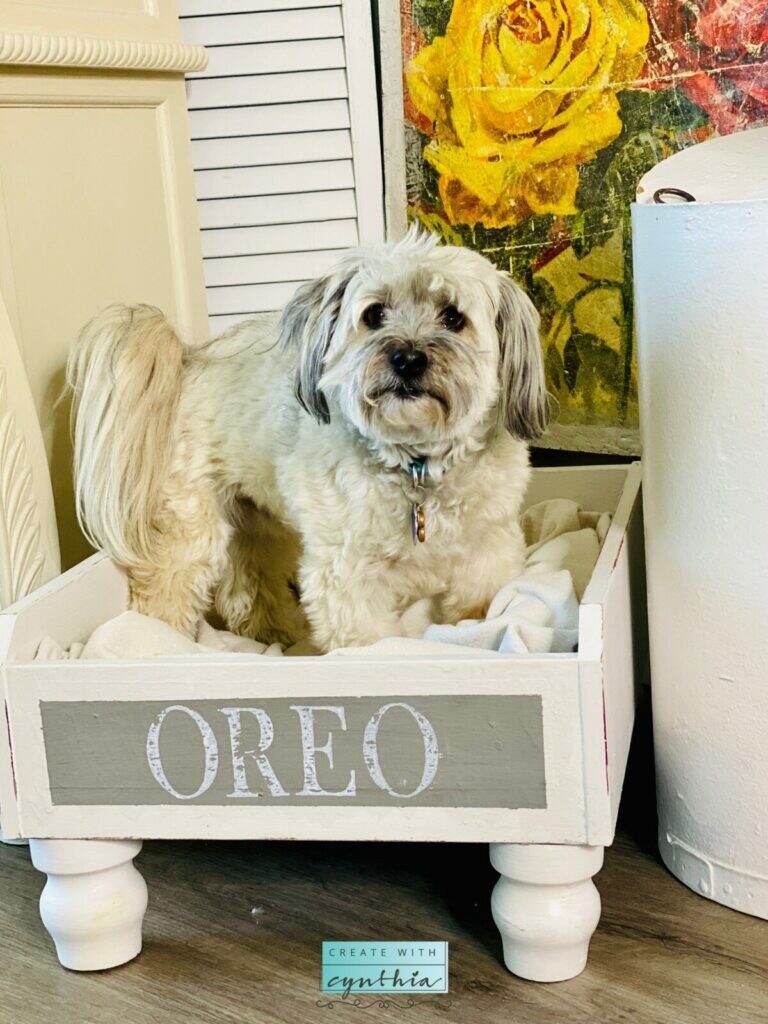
[389, 346, 428, 380]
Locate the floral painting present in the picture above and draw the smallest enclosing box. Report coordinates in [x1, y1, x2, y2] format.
[400, 0, 768, 447]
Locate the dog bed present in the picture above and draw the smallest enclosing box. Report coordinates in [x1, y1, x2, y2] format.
[0, 462, 645, 985]
[34, 499, 610, 662]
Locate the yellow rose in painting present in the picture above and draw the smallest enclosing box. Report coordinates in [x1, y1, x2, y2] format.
[406, 0, 649, 228]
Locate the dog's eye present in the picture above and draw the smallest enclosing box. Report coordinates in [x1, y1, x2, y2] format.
[362, 303, 386, 330]
[440, 305, 465, 332]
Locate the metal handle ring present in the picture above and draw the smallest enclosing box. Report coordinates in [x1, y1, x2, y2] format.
[653, 187, 696, 204]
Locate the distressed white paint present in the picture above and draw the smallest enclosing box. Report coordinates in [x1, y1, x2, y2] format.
[220, 706, 288, 798]
[362, 702, 439, 799]
[291, 705, 356, 797]
[29, 838, 147, 971]
[581, 461, 646, 832]
[146, 704, 220, 801]
[4, 655, 586, 842]
[633, 127, 768, 920]
[490, 843, 603, 982]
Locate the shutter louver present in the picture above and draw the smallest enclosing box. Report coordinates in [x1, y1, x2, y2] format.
[179, 1, 384, 334]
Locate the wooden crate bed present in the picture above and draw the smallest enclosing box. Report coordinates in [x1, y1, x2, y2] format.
[0, 462, 645, 982]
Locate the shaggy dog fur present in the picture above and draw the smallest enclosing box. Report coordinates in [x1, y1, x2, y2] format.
[67, 229, 549, 652]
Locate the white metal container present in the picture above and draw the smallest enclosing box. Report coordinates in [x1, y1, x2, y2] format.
[632, 127, 768, 919]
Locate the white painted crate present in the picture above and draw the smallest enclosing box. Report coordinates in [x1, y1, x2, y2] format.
[0, 461, 645, 981]
[0, 462, 643, 844]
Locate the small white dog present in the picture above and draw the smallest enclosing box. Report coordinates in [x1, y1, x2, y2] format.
[68, 229, 548, 652]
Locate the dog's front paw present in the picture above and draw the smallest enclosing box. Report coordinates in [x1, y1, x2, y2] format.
[398, 598, 435, 638]
[315, 600, 433, 651]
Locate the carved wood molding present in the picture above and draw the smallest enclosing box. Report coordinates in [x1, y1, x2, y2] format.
[0, 30, 207, 73]
[0, 368, 44, 607]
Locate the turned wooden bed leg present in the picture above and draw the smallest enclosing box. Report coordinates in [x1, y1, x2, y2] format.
[489, 843, 603, 982]
[29, 838, 147, 971]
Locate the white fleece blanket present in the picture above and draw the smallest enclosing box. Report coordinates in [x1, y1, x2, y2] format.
[35, 499, 610, 662]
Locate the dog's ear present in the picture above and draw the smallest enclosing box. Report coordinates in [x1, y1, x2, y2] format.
[496, 273, 549, 440]
[279, 264, 356, 424]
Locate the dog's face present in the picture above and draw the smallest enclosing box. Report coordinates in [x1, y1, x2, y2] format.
[280, 229, 548, 450]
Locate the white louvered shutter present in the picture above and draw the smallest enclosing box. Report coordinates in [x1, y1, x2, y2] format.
[179, 0, 385, 334]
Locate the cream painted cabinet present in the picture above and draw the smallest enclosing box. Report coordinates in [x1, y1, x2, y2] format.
[0, 1, 209, 568]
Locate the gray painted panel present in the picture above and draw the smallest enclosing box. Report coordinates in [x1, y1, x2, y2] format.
[41, 695, 546, 809]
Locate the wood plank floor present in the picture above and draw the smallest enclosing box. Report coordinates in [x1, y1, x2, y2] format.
[1, 716, 766, 1024]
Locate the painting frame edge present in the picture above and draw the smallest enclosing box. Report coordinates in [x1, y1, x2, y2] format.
[376, 0, 409, 243]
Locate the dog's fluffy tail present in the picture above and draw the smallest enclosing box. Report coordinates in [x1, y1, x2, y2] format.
[67, 304, 183, 567]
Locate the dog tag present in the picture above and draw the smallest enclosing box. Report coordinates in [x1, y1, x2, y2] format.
[412, 503, 426, 544]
